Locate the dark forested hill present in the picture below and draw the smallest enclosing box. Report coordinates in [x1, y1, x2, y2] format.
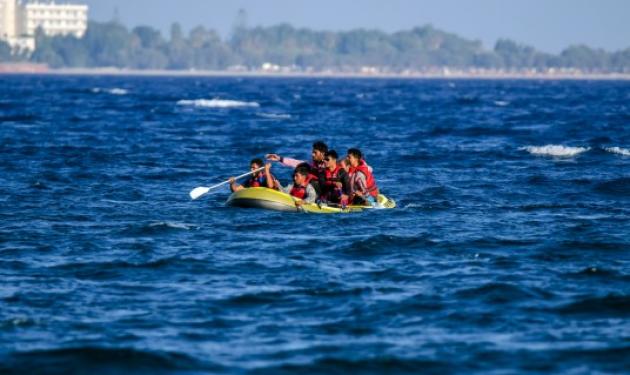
[2, 21, 628, 73]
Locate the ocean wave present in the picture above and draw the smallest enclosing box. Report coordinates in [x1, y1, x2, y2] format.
[257, 112, 291, 119]
[494, 100, 510, 106]
[221, 291, 289, 307]
[121, 221, 194, 236]
[555, 294, 629, 316]
[520, 145, 591, 157]
[568, 267, 621, 279]
[604, 146, 630, 156]
[456, 95, 481, 104]
[262, 357, 449, 374]
[403, 201, 453, 210]
[0, 114, 40, 122]
[92, 88, 128, 95]
[455, 282, 550, 303]
[177, 98, 260, 108]
[47, 257, 213, 280]
[0, 347, 214, 374]
[594, 177, 630, 197]
[108, 88, 128, 95]
[342, 234, 437, 256]
[148, 221, 192, 230]
[0, 316, 35, 328]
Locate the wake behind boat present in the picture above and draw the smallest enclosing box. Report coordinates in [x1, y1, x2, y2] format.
[227, 187, 396, 213]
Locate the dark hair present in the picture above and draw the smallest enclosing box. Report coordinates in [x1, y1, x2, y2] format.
[325, 150, 338, 160]
[250, 158, 264, 167]
[347, 148, 362, 160]
[294, 166, 309, 177]
[312, 141, 328, 154]
[296, 162, 311, 172]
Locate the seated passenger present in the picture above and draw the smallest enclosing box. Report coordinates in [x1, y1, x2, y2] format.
[229, 159, 277, 192]
[344, 148, 379, 206]
[280, 166, 318, 206]
[295, 162, 324, 198]
[321, 150, 349, 204]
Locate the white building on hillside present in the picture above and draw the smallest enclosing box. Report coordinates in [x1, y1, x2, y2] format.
[0, 0, 18, 39]
[0, 0, 33, 52]
[0, 0, 88, 53]
[21, 0, 88, 38]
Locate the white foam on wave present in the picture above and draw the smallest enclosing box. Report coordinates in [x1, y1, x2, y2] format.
[520, 145, 591, 157]
[257, 113, 291, 119]
[92, 87, 128, 95]
[604, 146, 630, 156]
[177, 99, 260, 108]
[494, 100, 510, 107]
[108, 88, 128, 95]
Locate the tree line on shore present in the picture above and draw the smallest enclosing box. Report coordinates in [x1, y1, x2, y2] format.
[1, 21, 628, 73]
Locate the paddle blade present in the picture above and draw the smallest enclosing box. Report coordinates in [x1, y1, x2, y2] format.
[190, 186, 210, 200]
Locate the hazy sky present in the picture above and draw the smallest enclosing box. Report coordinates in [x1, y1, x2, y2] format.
[82, 0, 629, 53]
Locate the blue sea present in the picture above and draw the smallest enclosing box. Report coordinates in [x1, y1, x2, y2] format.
[0, 75, 628, 374]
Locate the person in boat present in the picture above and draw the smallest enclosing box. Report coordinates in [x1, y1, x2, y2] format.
[293, 161, 324, 198]
[265, 141, 328, 185]
[279, 166, 318, 206]
[343, 148, 379, 206]
[321, 150, 350, 204]
[228, 158, 277, 192]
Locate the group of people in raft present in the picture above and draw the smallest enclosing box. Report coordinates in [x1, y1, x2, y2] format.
[228, 141, 379, 207]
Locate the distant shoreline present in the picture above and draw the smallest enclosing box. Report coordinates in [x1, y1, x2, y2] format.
[1, 65, 629, 80]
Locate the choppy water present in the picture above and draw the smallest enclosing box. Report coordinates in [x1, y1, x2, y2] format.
[0, 75, 628, 374]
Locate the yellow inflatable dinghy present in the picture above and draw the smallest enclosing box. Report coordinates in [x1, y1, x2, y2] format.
[226, 187, 396, 213]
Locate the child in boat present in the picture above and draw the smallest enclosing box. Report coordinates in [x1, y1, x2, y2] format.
[279, 166, 318, 205]
[344, 148, 379, 206]
[229, 159, 277, 192]
[294, 162, 324, 198]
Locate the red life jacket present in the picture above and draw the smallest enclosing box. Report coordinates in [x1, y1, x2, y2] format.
[322, 166, 343, 200]
[289, 183, 307, 199]
[351, 160, 379, 198]
[246, 173, 276, 189]
[247, 175, 265, 187]
[324, 166, 342, 186]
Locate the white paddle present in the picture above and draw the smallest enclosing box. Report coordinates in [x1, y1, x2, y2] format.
[189, 167, 265, 200]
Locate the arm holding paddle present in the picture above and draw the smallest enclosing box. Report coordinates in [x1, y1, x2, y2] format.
[264, 163, 276, 189]
[230, 163, 274, 191]
[228, 176, 243, 192]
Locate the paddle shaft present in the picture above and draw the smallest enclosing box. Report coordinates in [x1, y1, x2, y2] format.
[208, 166, 265, 191]
[190, 166, 266, 200]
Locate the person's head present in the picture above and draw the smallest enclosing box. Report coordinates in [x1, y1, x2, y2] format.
[296, 162, 311, 173]
[339, 158, 350, 172]
[250, 158, 264, 175]
[293, 167, 309, 185]
[347, 148, 362, 167]
[312, 141, 328, 162]
[324, 150, 338, 169]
